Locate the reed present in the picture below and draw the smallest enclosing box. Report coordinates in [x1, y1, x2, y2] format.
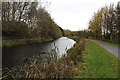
[2, 38, 85, 79]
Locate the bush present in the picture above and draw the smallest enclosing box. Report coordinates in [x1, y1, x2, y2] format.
[67, 38, 85, 65]
[2, 21, 28, 39]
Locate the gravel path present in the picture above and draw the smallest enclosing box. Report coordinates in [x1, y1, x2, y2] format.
[91, 40, 119, 58]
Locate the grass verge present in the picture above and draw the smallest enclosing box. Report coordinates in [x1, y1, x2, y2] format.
[76, 40, 119, 78]
[2, 40, 27, 47]
[33, 37, 54, 43]
[2, 37, 54, 47]
[102, 41, 119, 48]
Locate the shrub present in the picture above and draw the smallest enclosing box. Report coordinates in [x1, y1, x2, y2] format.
[2, 21, 28, 39]
[67, 38, 85, 65]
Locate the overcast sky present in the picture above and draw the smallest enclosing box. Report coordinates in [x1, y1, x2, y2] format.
[43, 0, 119, 31]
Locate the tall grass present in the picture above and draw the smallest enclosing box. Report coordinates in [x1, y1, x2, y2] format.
[2, 38, 85, 79]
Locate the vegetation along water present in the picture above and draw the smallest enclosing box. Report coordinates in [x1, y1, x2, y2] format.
[1, 0, 120, 79]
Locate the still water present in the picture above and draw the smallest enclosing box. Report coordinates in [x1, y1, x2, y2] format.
[3, 37, 76, 68]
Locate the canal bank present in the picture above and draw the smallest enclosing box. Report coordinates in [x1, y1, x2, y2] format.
[3, 37, 76, 68]
[2, 37, 54, 47]
[2, 37, 85, 79]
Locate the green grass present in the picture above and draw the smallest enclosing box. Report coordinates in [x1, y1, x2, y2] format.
[102, 41, 119, 48]
[34, 37, 54, 43]
[76, 40, 119, 78]
[2, 40, 27, 47]
[2, 37, 54, 47]
[95, 38, 119, 48]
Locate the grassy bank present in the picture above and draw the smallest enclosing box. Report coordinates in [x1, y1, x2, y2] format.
[2, 40, 27, 47]
[76, 40, 119, 78]
[33, 37, 54, 43]
[2, 37, 54, 47]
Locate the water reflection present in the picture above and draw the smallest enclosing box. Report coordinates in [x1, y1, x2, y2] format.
[3, 37, 76, 68]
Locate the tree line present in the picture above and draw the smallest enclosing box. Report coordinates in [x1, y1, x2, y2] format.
[2, 1, 63, 40]
[88, 2, 120, 43]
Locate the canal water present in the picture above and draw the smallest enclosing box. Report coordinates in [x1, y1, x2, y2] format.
[3, 37, 76, 68]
